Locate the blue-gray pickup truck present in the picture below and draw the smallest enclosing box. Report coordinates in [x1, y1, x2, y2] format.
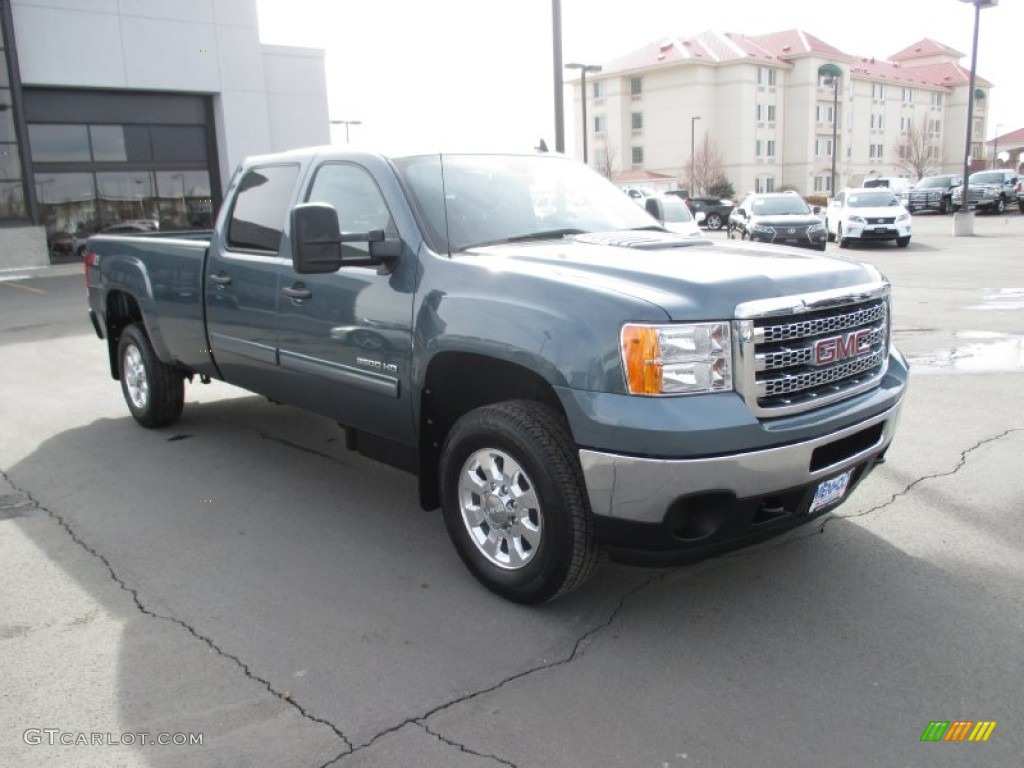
[86, 147, 907, 603]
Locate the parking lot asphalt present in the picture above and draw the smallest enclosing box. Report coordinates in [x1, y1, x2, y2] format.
[1, 212, 1022, 767]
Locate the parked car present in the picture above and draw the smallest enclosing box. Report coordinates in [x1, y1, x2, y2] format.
[1018, 178, 1024, 213]
[901, 174, 961, 214]
[862, 177, 912, 195]
[950, 169, 1019, 214]
[826, 188, 912, 248]
[726, 191, 827, 251]
[679, 195, 734, 231]
[643, 195, 703, 237]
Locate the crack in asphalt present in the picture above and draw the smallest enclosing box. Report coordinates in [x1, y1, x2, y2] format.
[724, 426, 1024, 558]
[324, 570, 668, 767]
[0, 468, 354, 759]
[416, 722, 518, 768]
[257, 430, 358, 468]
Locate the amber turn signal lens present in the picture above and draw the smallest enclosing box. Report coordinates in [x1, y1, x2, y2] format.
[621, 325, 663, 395]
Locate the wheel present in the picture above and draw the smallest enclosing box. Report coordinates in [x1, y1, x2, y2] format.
[118, 323, 185, 428]
[439, 400, 598, 604]
[896, 236, 910, 248]
[826, 221, 835, 242]
[705, 213, 723, 230]
[995, 196, 1006, 215]
[817, 243, 827, 252]
[939, 199, 948, 215]
[837, 224, 849, 249]
[1019, 202, 1024, 214]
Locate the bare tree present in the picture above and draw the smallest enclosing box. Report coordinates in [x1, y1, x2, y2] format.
[682, 134, 727, 196]
[594, 142, 616, 180]
[892, 118, 939, 179]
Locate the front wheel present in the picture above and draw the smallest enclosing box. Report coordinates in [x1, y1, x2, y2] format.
[995, 197, 1006, 215]
[837, 224, 850, 249]
[439, 401, 598, 604]
[896, 236, 910, 248]
[118, 323, 185, 428]
[705, 213, 723, 230]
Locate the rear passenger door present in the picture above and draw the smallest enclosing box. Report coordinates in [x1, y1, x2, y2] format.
[206, 163, 299, 398]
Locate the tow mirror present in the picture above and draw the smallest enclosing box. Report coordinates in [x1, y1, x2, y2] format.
[291, 203, 401, 274]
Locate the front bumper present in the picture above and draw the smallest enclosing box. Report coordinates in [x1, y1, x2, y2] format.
[749, 229, 828, 250]
[579, 397, 903, 563]
[843, 221, 911, 241]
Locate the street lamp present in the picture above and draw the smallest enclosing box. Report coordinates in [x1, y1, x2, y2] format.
[565, 62, 601, 164]
[818, 63, 842, 197]
[992, 123, 1004, 168]
[330, 119, 362, 144]
[690, 116, 701, 195]
[955, 0, 998, 235]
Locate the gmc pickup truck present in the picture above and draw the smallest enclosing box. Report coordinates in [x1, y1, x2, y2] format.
[86, 147, 907, 603]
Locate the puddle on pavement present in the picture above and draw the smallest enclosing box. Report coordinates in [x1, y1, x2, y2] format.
[971, 288, 1024, 311]
[906, 332, 1024, 374]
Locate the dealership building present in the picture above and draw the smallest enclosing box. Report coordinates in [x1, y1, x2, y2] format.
[0, 0, 329, 267]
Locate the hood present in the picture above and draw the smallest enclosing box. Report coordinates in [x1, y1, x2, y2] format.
[847, 206, 907, 218]
[750, 214, 823, 227]
[461, 231, 880, 321]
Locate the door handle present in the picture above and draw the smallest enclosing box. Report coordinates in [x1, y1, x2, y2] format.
[208, 272, 232, 285]
[282, 285, 312, 300]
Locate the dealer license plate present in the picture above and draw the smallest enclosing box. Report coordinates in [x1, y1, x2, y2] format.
[809, 469, 853, 513]
[874, 226, 888, 233]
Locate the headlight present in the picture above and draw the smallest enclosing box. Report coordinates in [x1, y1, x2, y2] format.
[849, 216, 866, 224]
[896, 213, 910, 223]
[621, 323, 732, 395]
[808, 222, 825, 233]
[751, 223, 775, 233]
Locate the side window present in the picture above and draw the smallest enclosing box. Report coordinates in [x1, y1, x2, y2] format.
[306, 163, 392, 256]
[227, 164, 300, 253]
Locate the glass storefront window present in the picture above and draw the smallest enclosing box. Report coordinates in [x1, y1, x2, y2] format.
[37, 173, 95, 256]
[150, 125, 207, 163]
[96, 170, 157, 229]
[29, 123, 91, 162]
[89, 125, 127, 161]
[0, 180, 25, 218]
[155, 170, 212, 229]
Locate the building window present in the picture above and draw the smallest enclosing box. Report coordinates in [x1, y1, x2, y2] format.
[630, 77, 643, 97]
[973, 119, 983, 139]
[902, 87, 914, 104]
[756, 103, 764, 121]
[872, 83, 885, 100]
[631, 112, 643, 131]
[757, 67, 777, 87]
[813, 175, 833, 193]
[815, 139, 833, 158]
[766, 140, 776, 158]
[871, 113, 885, 131]
[767, 104, 776, 123]
[929, 119, 941, 136]
[594, 115, 605, 134]
[899, 116, 911, 133]
[869, 143, 884, 159]
[755, 139, 763, 157]
[755, 175, 775, 193]
[816, 105, 834, 124]
[931, 92, 943, 108]
[631, 146, 643, 166]
[592, 81, 604, 99]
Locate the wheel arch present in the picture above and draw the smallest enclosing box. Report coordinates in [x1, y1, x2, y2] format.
[417, 351, 568, 510]
[104, 290, 145, 379]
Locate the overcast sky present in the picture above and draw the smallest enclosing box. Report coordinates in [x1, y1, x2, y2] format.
[255, 0, 1022, 153]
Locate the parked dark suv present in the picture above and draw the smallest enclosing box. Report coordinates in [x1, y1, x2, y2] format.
[727, 192, 827, 251]
[901, 174, 961, 214]
[664, 192, 734, 230]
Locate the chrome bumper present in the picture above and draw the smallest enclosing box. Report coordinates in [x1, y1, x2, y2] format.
[579, 401, 902, 524]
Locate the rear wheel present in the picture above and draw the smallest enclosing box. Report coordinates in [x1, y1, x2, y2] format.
[439, 400, 598, 604]
[705, 213, 723, 230]
[118, 323, 184, 428]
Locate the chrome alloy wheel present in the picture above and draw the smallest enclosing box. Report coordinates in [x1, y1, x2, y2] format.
[458, 448, 542, 569]
[123, 344, 149, 410]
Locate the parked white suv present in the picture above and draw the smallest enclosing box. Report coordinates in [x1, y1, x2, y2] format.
[826, 188, 912, 248]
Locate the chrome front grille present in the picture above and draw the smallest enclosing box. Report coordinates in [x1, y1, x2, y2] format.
[735, 283, 891, 418]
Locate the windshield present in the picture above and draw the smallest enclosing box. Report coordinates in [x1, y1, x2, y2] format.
[393, 154, 655, 252]
[846, 192, 900, 207]
[968, 171, 1004, 184]
[748, 196, 810, 216]
[659, 197, 694, 223]
[916, 177, 951, 189]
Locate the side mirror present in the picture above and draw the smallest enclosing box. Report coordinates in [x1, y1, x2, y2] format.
[291, 203, 401, 274]
[291, 203, 341, 274]
[736, 208, 746, 217]
[812, 205, 822, 215]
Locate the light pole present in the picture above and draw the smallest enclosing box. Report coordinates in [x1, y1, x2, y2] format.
[690, 116, 701, 195]
[552, 0, 565, 153]
[565, 62, 601, 164]
[330, 119, 362, 144]
[992, 123, 1004, 168]
[955, 0, 998, 236]
[818, 63, 842, 197]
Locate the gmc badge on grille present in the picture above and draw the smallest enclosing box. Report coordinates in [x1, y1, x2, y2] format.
[813, 329, 871, 365]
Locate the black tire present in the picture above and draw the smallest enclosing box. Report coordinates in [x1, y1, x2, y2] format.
[439, 400, 598, 604]
[995, 196, 1006, 215]
[826, 221, 835, 242]
[705, 213, 723, 230]
[837, 224, 849, 249]
[939, 199, 948, 215]
[118, 323, 185, 428]
[896, 236, 910, 248]
[1018, 201, 1024, 214]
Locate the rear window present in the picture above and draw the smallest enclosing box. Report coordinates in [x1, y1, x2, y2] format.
[227, 164, 300, 253]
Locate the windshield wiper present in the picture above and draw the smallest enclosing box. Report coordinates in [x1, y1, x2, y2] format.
[505, 228, 587, 242]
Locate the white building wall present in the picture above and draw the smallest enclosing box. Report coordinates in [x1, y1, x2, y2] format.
[11, 0, 328, 191]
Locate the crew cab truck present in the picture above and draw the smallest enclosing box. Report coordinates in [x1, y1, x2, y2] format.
[86, 147, 907, 604]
